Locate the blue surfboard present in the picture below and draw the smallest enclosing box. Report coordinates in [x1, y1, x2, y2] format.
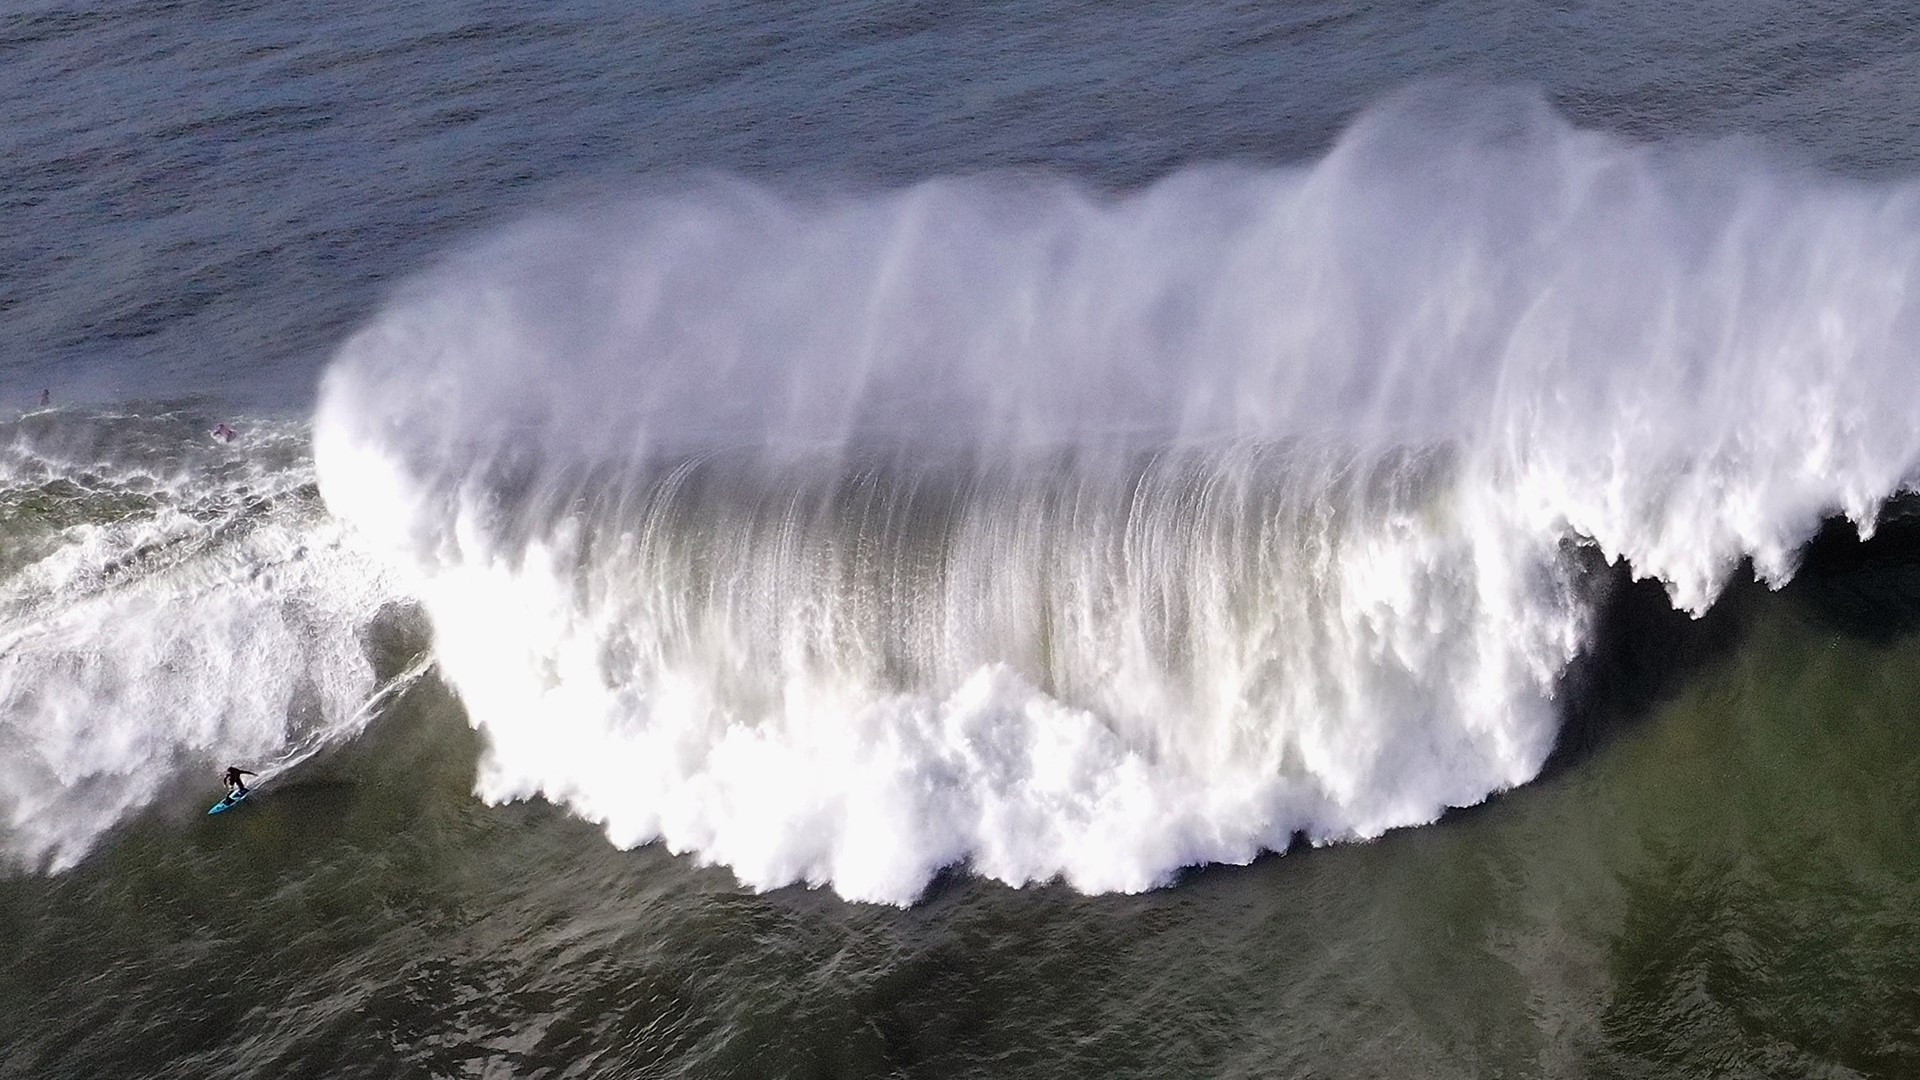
[207, 788, 253, 815]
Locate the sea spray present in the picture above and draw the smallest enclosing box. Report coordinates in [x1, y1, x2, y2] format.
[315, 88, 1920, 903]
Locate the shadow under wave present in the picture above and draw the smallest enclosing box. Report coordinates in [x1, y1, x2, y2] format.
[1544, 489, 1920, 781]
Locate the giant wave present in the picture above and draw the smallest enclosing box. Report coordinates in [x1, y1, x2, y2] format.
[291, 87, 1920, 904]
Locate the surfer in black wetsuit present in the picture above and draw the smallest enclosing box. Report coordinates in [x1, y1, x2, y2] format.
[224, 766, 256, 796]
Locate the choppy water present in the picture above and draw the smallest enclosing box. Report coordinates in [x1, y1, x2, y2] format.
[3, 2, 1920, 1077]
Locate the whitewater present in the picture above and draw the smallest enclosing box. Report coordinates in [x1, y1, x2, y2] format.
[8, 90, 1919, 903]
[0, 410, 405, 871]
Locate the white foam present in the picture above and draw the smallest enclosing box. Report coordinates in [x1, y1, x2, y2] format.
[315, 87, 1920, 903]
[0, 416, 405, 871]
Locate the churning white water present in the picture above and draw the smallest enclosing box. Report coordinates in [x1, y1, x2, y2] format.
[0, 416, 405, 871]
[314, 89, 1920, 903]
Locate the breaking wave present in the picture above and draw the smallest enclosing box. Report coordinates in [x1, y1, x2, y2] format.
[308, 88, 1920, 903]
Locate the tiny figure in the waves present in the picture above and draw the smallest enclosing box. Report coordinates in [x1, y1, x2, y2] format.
[38, 389, 49, 408]
[211, 422, 236, 443]
[224, 765, 256, 797]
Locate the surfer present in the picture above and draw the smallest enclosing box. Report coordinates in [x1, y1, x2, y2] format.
[211, 423, 236, 442]
[224, 766, 256, 797]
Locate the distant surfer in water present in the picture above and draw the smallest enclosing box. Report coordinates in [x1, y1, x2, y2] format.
[224, 766, 256, 796]
[211, 423, 236, 442]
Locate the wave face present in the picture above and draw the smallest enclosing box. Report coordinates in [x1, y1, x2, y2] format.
[0, 410, 404, 871]
[315, 89, 1920, 903]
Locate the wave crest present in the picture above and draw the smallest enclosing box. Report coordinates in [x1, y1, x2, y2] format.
[316, 88, 1920, 902]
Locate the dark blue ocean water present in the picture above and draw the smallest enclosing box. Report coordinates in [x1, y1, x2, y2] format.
[7, 1, 1919, 406]
[4, 3, 1920, 1078]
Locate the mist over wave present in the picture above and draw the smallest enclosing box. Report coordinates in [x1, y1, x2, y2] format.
[315, 88, 1920, 903]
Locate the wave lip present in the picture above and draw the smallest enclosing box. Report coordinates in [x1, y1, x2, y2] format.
[316, 87, 1920, 903]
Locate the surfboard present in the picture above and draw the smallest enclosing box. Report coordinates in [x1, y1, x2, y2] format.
[207, 788, 253, 815]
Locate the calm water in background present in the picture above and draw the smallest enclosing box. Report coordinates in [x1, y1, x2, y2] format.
[3, 2, 1920, 1077]
[8, 0, 1920, 408]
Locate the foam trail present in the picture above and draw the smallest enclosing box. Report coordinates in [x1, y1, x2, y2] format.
[0, 411, 407, 870]
[316, 87, 1920, 903]
[254, 649, 438, 785]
